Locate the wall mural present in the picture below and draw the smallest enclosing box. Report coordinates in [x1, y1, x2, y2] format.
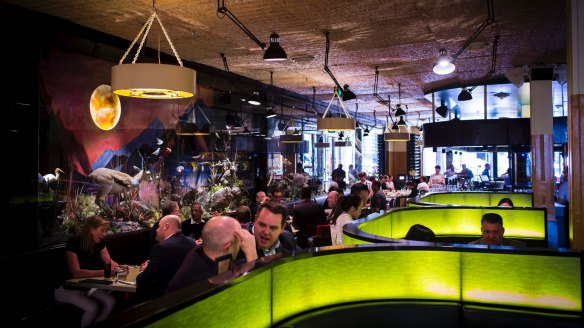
[38, 49, 251, 239]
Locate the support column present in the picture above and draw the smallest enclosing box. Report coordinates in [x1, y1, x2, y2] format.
[386, 141, 407, 184]
[567, 0, 584, 249]
[529, 67, 556, 222]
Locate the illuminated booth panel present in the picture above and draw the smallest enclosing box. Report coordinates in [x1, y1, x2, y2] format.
[413, 192, 534, 207]
[140, 248, 581, 328]
[348, 207, 546, 245]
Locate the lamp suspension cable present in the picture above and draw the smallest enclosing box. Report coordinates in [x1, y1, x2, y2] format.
[217, 0, 265, 49]
[111, 0, 195, 99]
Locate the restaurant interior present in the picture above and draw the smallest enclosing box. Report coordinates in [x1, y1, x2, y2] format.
[2, 0, 583, 327]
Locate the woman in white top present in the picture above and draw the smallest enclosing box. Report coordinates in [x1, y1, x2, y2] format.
[330, 194, 363, 246]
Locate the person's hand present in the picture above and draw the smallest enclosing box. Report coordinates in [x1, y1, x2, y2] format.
[110, 260, 119, 271]
[234, 229, 258, 262]
[195, 238, 203, 246]
[139, 260, 150, 272]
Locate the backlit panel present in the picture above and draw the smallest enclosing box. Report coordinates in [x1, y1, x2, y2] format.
[147, 270, 272, 328]
[271, 251, 461, 323]
[462, 253, 581, 311]
[350, 207, 545, 244]
[419, 192, 533, 207]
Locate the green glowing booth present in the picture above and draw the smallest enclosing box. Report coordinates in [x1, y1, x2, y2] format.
[343, 206, 547, 247]
[102, 246, 582, 327]
[410, 191, 533, 207]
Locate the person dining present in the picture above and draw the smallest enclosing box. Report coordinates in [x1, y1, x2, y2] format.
[330, 194, 363, 246]
[165, 216, 258, 294]
[54, 215, 117, 327]
[136, 215, 196, 300]
[469, 213, 526, 247]
[429, 165, 445, 187]
[181, 202, 206, 242]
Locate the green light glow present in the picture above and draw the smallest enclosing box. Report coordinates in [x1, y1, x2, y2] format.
[352, 207, 545, 243]
[418, 192, 533, 207]
[271, 251, 461, 323]
[147, 250, 582, 327]
[462, 253, 582, 311]
[147, 271, 272, 328]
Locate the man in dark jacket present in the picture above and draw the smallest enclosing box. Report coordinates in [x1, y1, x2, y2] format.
[246, 201, 299, 257]
[137, 215, 196, 299]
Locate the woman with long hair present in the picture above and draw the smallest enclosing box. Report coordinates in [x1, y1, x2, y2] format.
[330, 194, 363, 246]
[54, 215, 118, 327]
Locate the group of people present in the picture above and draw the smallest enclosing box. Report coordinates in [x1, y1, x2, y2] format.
[58, 178, 529, 327]
[56, 200, 299, 326]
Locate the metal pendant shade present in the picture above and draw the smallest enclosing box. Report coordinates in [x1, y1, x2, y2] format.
[384, 131, 410, 142]
[263, 32, 287, 61]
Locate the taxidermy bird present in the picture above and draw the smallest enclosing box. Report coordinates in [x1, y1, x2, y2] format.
[42, 168, 65, 187]
[88, 168, 144, 211]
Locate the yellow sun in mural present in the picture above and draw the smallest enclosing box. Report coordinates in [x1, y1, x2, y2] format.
[90, 84, 121, 130]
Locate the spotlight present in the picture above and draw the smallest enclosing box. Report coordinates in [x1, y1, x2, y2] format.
[432, 49, 455, 75]
[263, 32, 287, 61]
[397, 116, 406, 126]
[458, 88, 472, 101]
[248, 91, 261, 106]
[342, 84, 357, 101]
[436, 101, 449, 118]
[265, 107, 277, 118]
[391, 122, 399, 130]
[394, 104, 406, 117]
[363, 126, 370, 136]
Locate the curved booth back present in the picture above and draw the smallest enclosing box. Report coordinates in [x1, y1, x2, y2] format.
[343, 206, 547, 247]
[410, 192, 533, 207]
[101, 246, 582, 327]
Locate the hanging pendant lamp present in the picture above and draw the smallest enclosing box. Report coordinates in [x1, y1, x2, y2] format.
[317, 88, 356, 132]
[111, 10, 196, 99]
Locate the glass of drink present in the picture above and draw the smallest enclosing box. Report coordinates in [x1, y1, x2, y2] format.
[116, 265, 129, 281]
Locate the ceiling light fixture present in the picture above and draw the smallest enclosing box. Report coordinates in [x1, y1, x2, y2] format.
[111, 6, 195, 99]
[317, 87, 356, 132]
[436, 100, 449, 118]
[263, 33, 287, 61]
[323, 32, 357, 102]
[384, 114, 409, 142]
[217, 0, 287, 61]
[248, 91, 261, 106]
[265, 107, 277, 118]
[458, 32, 500, 102]
[457, 88, 473, 101]
[432, 0, 495, 76]
[176, 103, 212, 136]
[314, 134, 330, 148]
[432, 49, 456, 75]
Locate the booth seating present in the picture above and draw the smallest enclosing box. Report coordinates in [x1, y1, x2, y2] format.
[343, 206, 547, 247]
[409, 191, 534, 207]
[4, 229, 150, 326]
[97, 245, 583, 327]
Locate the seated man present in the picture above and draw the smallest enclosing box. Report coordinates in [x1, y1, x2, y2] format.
[469, 213, 526, 247]
[246, 201, 299, 256]
[137, 215, 196, 299]
[369, 180, 387, 213]
[181, 202, 206, 242]
[165, 216, 257, 294]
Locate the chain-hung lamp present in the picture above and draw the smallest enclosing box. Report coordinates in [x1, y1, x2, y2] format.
[111, 6, 196, 99]
[384, 113, 409, 142]
[317, 87, 356, 132]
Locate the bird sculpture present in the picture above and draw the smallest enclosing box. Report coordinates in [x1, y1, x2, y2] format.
[88, 168, 144, 211]
[41, 168, 65, 189]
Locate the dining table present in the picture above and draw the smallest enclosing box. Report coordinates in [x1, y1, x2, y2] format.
[64, 265, 140, 293]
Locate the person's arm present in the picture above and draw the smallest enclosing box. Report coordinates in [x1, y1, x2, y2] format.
[66, 250, 104, 278]
[100, 247, 119, 271]
[234, 229, 258, 262]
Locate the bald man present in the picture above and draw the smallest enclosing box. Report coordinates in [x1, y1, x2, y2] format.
[165, 216, 257, 294]
[137, 215, 196, 299]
